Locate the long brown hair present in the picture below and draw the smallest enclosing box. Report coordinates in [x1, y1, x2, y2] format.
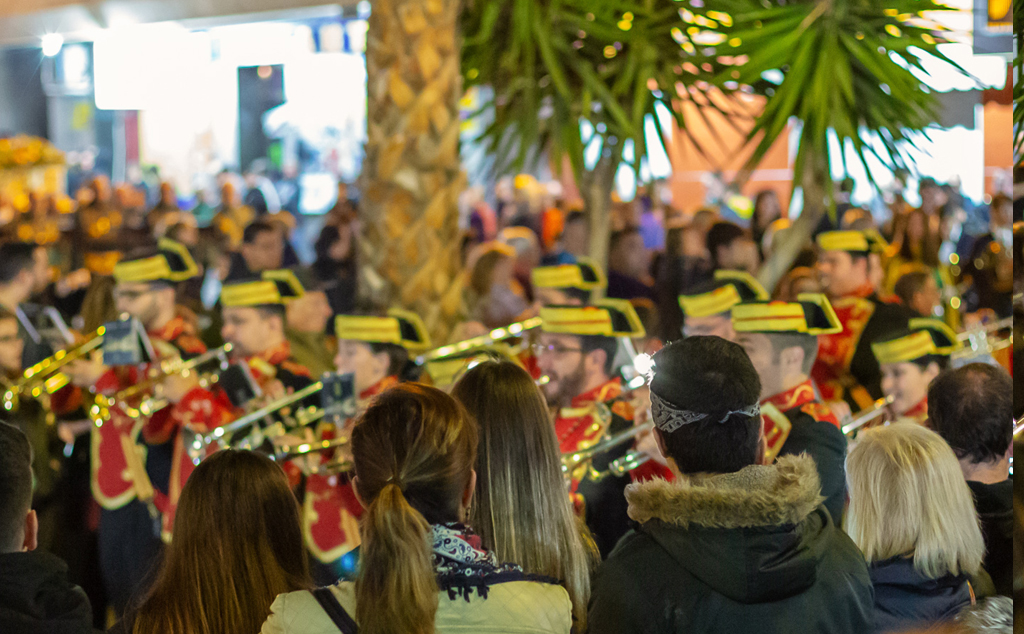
[892, 209, 940, 267]
[132, 450, 310, 634]
[352, 383, 478, 634]
[452, 360, 598, 628]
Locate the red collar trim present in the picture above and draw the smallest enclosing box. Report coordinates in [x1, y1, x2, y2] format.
[360, 376, 398, 400]
[571, 377, 622, 408]
[149, 316, 187, 342]
[762, 379, 817, 412]
[903, 398, 928, 419]
[253, 340, 292, 367]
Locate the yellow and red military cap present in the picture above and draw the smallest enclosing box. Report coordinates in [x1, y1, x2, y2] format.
[334, 309, 432, 352]
[731, 293, 843, 336]
[678, 270, 769, 318]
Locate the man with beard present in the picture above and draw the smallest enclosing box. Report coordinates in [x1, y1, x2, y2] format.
[812, 230, 913, 416]
[65, 239, 213, 616]
[677, 270, 768, 341]
[536, 299, 645, 556]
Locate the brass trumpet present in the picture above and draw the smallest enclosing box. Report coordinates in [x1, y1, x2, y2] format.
[841, 395, 896, 437]
[416, 317, 543, 364]
[561, 421, 655, 475]
[193, 380, 326, 454]
[272, 436, 350, 462]
[91, 344, 233, 421]
[3, 324, 106, 412]
[586, 450, 652, 482]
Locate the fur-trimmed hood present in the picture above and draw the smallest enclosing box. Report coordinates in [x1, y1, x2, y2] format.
[620, 455, 834, 604]
[626, 454, 825, 529]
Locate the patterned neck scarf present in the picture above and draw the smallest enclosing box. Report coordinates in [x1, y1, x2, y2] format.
[431, 523, 526, 600]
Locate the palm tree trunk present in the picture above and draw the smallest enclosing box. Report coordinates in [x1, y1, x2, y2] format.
[757, 149, 828, 294]
[360, 0, 466, 343]
[582, 155, 619, 293]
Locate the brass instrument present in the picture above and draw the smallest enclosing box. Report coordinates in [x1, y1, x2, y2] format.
[1013, 415, 1024, 438]
[953, 318, 1014, 365]
[271, 437, 354, 475]
[272, 436, 350, 462]
[2, 324, 106, 412]
[90, 344, 233, 421]
[586, 449, 652, 482]
[192, 380, 325, 454]
[416, 317, 543, 364]
[561, 421, 654, 475]
[841, 395, 896, 437]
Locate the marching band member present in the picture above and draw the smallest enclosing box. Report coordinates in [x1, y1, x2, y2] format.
[219, 270, 314, 397]
[871, 319, 960, 426]
[677, 270, 769, 341]
[531, 257, 606, 306]
[731, 294, 848, 522]
[536, 299, 644, 557]
[812, 230, 913, 415]
[302, 310, 431, 583]
[67, 239, 207, 614]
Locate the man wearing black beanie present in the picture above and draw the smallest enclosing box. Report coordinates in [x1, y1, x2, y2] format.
[589, 336, 873, 634]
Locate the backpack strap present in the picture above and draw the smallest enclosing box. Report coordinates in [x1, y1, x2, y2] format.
[310, 587, 359, 634]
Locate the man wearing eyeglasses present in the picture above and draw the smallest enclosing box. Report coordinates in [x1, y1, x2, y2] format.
[64, 240, 219, 617]
[536, 300, 644, 557]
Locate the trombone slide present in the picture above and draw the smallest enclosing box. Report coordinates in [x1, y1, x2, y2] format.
[841, 395, 896, 436]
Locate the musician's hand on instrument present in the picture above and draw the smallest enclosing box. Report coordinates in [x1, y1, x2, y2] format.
[66, 357, 108, 387]
[635, 426, 668, 467]
[161, 371, 202, 403]
[264, 380, 287, 401]
[827, 400, 852, 423]
[56, 269, 91, 297]
[57, 419, 92, 444]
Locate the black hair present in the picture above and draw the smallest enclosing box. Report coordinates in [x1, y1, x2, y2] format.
[564, 211, 587, 226]
[368, 342, 411, 378]
[608, 228, 641, 254]
[0, 422, 33, 551]
[579, 335, 618, 376]
[705, 222, 748, 267]
[929, 363, 1012, 465]
[0, 242, 37, 285]
[254, 305, 286, 321]
[556, 287, 591, 304]
[894, 270, 932, 310]
[767, 332, 819, 375]
[650, 336, 762, 474]
[242, 220, 278, 245]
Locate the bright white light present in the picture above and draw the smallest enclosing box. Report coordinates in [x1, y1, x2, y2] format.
[41, 33, 63, 57]
[633, 353, 655, 379]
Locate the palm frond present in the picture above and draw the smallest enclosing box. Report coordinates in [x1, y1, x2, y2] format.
[688, 0, 974, 202]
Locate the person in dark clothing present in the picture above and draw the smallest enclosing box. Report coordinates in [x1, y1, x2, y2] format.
[847, 424, 985, 633]
[706, 221, 759, 275]
[654, 223, 714, 343]
[605, 228, 654, 302]
[589, 336, 873, 634]
[962, 194, 1013, 318]
[929, 363, 1014, 597]
[313, 224, 357, 316]
[733, 294, 849, 523]
[0, 242, 57, 367]
[0, 421, 95, 634]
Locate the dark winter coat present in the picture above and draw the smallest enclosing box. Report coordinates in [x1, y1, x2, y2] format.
[869, 555, 973, 633]
[588, 455, 874, 634]
[967, 478, 1013, 597]
[0, 551, 96, 634]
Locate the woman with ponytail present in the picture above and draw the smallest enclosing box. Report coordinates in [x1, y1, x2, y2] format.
[262, 383, 572, 634]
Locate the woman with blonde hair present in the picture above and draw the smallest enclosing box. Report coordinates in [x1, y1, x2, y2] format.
[451, 360, 598, 629]
[262, 383, 572, 634]
[109, 450, 312, 634]
[846, 423, 985, 633]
